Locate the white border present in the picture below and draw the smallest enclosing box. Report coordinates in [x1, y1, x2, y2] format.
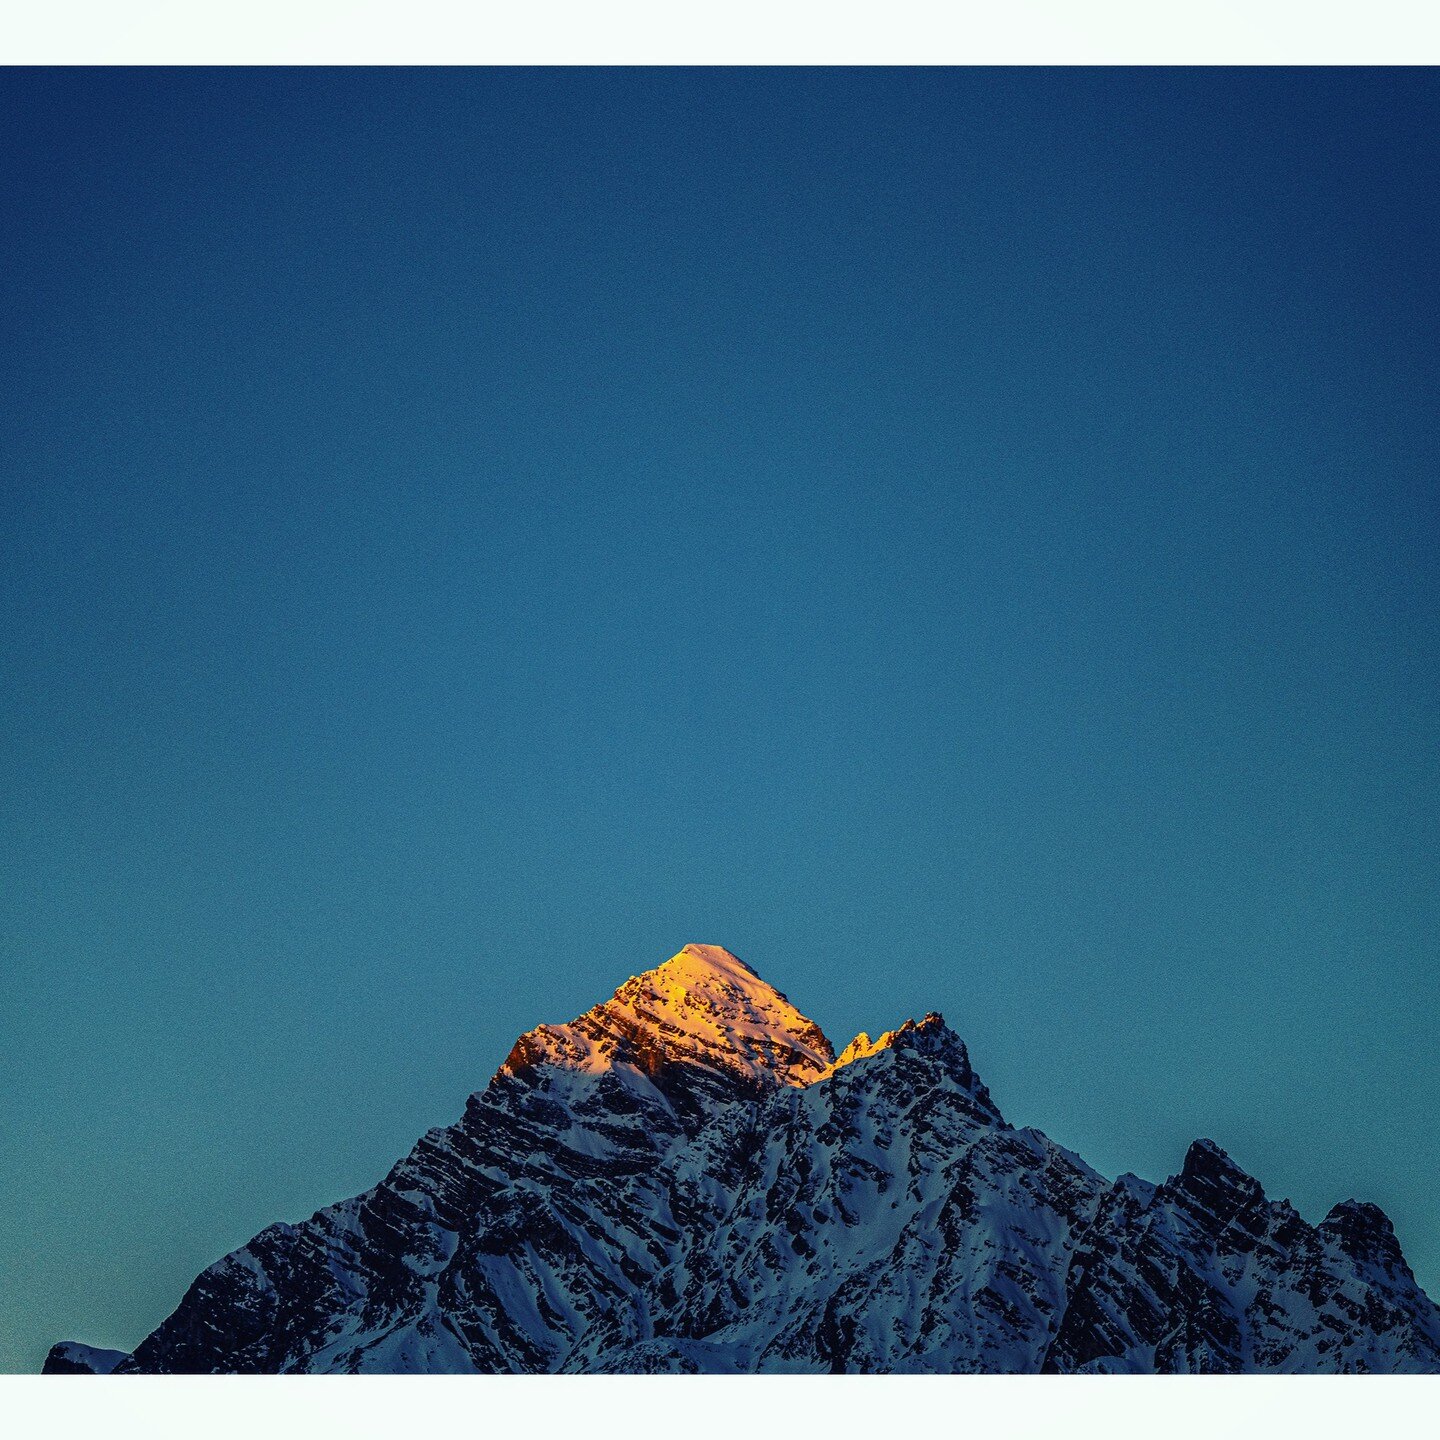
[4, 1372, 1439, 1438]
[1, 0, 1440, 66]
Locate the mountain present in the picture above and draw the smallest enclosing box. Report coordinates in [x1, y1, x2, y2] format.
[45, 944, 1440, 1374]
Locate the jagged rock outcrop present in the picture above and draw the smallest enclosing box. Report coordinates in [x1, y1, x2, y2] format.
[42, 1342, 127, 1375]
[44, 945, 1440, 1374]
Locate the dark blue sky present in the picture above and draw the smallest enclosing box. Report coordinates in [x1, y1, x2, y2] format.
[2, 68, 1437, 1372]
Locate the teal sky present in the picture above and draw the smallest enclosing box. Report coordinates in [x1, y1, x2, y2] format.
[2, 68, 1437, 1372]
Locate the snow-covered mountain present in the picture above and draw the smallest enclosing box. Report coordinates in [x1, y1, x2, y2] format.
[45, 945, 1440, 1374]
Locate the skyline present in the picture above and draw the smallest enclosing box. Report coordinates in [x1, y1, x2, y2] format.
[3, 67, 1438, 1372]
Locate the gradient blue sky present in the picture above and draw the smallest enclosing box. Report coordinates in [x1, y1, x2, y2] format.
[2, 68, 1437, 1372]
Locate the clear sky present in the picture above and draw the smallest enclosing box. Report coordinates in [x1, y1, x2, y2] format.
[2, 68, 1437, 1373]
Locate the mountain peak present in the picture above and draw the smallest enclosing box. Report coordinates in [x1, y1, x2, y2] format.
[675, 941, 757, 969]
[647, 943, 764, 990]
[819, 1012, 999, 1117]
[1320, 1199, 1409, 1276]
[827, 1013, 957, 1073]
[1165, 1138, 1266, 1223]
[500, 944, 834, 1091]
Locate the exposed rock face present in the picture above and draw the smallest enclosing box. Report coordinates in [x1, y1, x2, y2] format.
[1042, 1139, 1440, 1373]
[43, 945, 1440, 1374]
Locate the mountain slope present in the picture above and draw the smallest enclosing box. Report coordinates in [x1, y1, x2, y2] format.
[44, 945, 1440, 1374]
